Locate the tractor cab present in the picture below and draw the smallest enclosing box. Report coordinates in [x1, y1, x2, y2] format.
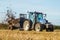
[29, 12, 46, 24]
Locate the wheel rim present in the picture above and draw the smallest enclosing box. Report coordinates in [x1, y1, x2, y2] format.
[23, 20, 30, 31]
[35, 23, 41, 31]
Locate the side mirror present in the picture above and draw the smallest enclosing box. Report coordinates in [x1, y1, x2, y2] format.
[44, 14, 46, 17]
[43, 14, 47, 17]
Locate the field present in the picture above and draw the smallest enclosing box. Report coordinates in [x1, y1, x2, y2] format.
[0, 30, 60, 40]
[0, 24, 60, 40]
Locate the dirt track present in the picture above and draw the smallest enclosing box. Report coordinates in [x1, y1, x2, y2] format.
[0, 30, 60, 40]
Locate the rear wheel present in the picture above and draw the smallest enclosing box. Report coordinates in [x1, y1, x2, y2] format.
[34, 23, 42, 32]
[23, 20, 30, 31]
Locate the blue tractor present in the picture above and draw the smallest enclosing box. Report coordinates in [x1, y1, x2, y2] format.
[22, 11, 54, 31]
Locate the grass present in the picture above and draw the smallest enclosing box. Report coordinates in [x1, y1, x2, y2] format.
[54, 25, 60, 29]
[0, 24, 60, 29]
[0, 24, 8, 29]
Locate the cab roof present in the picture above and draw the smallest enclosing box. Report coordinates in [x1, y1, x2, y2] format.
[29, 11, 43, 14]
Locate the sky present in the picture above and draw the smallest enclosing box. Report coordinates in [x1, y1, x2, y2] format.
[0, 0, 60, 25]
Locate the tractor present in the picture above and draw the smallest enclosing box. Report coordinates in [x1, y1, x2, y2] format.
[22, 11, 54, 31]
[7, 10, 54, 31]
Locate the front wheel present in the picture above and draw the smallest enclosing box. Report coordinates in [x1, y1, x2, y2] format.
[23, 20, 30, 31]
[46, 24, 54, 32]
[34, 23, 42, 32]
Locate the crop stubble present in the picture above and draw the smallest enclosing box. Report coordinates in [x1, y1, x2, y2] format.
[0, 30, 60, 40]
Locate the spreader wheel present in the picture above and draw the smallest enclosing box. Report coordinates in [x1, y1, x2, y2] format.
[8, 25, 13, 30]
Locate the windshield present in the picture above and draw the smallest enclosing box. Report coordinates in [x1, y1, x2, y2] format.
[38, 14, 43, 19]
[36, 13, 43, 22]
[29, 13, 35, 23]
